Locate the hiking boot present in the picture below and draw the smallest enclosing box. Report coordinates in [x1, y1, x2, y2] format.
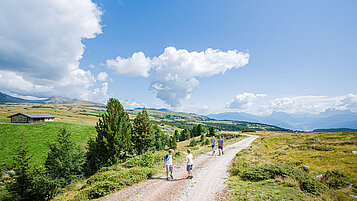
[170, 174, 174, 179]
[166, 177, 169, 181]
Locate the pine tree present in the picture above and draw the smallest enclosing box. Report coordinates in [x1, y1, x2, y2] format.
[86, 98, 133, 175]
[133, 108, 153, 155]
[7, 135, 33, 200]
[171, 135, 177, 149]
[45, 128, 84, 186]
[200, 132, 205, 142]
[174, 130, 179, 141]
[153, 124, 164, 150]
[208, 126, 215, 137]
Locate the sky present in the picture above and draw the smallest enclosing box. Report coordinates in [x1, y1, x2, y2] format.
[0, 0, 356, 115]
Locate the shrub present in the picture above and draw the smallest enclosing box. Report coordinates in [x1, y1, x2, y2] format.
[321, 170, 351, 189]
[124, 152, 160, 168]
[189, 138, 198, 147]
[84, 181, 118, 199]
[80, 167, 156, 199]
[242, 128, 256, 132]
[239, 164, 326, 195]
[205, 138, 210, 145]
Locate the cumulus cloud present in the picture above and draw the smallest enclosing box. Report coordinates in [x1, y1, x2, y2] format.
[106, 52, 152, 77]
[269, 96, 344, 114]
[332, 94, 357, 111]
[225, 93, 357, 115]
[0, 0, 106, 102]
[107, 47, 249, 107]
[227, 92, 266, 109]
[96, 72, 109, 82]
[89, 82, 110, 103]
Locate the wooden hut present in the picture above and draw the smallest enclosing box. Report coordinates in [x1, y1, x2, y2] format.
[7, 112, 55, 123]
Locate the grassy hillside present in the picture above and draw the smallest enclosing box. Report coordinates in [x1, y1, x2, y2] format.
[0, 122, 95, 166]
[224, 131, 357, 200]
[0, 102, 288, 167]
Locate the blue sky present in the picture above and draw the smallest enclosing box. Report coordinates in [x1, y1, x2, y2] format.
[0, 0, 356, 115]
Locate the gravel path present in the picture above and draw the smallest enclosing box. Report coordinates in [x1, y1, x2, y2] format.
[102, 134, 258, 201]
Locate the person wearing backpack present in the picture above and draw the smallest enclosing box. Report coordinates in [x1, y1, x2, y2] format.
[163, 149, 174, 181]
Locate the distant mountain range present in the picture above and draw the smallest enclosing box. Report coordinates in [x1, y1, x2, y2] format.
[0, 92, 104, 107]
[208, 109, 357, 131]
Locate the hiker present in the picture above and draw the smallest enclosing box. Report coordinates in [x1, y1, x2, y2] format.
[186, 149, 193, 179]
[218, 136, 224, 156]
[211, 136, 216, 155]
[163, 149, 174, 181]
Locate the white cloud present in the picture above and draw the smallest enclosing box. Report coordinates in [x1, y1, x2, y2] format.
[224, 93, 357, 115]
[0, 0, 106, 102]
[96, 72, 109, 82]
[332, 94, 357, 111]
[269, 96, 343, 114]
[89, 82, 110, 103]
[88, 64, 96, 69]
[227, 92, 266, 109]
[107, 47, 250, 107]
[150, 47, 249, 107]
[106, 52, 152, 77]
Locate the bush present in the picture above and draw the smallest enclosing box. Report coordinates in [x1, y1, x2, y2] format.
[321, 170, 351, 189]
[79, 167, 156, 199]
[84, 181, 118, 199]
[242, 128, 256, 132]
[124, 152, 160, 168]
[239, 164, 326, 195]
[205, 138, 210, 145]
[189, 138, 198, 147]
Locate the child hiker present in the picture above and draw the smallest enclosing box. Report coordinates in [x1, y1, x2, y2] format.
[211, 136, 216, 155]
[186, 149, 193, 179]
[163, 149, 174, 181]
[218, 136, 224, 156]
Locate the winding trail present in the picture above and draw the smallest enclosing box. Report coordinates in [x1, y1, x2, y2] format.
[102, 134, 258, 201]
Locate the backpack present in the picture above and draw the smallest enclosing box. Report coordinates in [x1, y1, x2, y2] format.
[164, 154, 169, 161]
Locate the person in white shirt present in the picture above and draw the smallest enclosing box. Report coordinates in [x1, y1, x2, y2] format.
[186, 149, 194, 179]
[163, 149, 174, 181]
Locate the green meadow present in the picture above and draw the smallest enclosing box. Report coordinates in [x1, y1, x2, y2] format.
[0, 122, 96, 167]
[224, 131, 357, 200]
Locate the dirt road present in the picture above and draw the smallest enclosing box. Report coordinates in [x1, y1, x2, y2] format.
[103, 134, 258, 201]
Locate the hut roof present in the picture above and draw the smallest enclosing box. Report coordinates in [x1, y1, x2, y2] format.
[7, 112, 55, 119]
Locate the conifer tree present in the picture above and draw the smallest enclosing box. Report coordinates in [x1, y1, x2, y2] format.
[133, 108, 153, 154]
[174, 130, 179, 141]
[208, 126, 215, 137]
[171, 135, 177, 149]
[7, 135, 33, 200]
[86, 98, 133, 175]
[45, 128, 84, 186]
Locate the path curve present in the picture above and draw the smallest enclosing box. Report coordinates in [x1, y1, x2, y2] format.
[102, 134, 258, 201]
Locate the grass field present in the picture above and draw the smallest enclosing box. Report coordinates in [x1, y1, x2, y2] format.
[0, 122, 96, 167]
[224, 131, 357, 200]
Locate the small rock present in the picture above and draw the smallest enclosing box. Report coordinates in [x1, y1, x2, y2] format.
[316, 174, 324, 179]
[303, 165, 310, 169]
[312, 138, 321, 142]
[352, 151, 357, 154]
